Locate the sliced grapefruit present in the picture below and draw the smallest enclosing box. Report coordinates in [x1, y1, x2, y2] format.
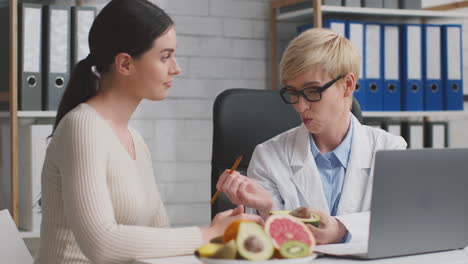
[265, 214, 316, 254]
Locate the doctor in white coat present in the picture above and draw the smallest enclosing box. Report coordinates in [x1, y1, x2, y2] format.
[216, 28, 407, 245]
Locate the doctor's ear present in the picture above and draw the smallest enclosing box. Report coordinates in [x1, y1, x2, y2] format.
[343, 73, 356, 98]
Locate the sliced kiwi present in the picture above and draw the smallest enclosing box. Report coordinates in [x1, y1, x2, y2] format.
[279, 240, 310, 259]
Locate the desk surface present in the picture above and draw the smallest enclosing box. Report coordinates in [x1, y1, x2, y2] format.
[134, 247, 468, 264]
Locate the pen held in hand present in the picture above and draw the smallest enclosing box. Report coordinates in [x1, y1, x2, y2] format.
[210, 155, 243, 205]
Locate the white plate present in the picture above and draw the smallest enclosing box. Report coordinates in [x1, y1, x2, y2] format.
[197, 253, 317, 264]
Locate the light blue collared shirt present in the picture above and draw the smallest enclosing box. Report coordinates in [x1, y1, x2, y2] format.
[309, 118, 353, 216]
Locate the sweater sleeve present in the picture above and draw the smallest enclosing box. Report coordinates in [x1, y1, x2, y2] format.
[56, 112, 202, 264]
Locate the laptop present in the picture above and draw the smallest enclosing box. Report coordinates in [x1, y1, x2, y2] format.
[315, 148, 468, 259]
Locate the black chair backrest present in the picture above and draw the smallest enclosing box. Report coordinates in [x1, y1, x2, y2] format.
[210, 88, 363, 218]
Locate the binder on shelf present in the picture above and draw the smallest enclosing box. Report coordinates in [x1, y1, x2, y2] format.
[71, 6, 96, 68]
[401, 24, 423, 111]
[323, 0, 342, 6]
[42, 5, 71, 111]
[0, 123, 11, 211]
[0, 3, 43, 111]
[383, 120, 402, 136]
[364, 23, 383, 111]
[382, 23, 401, 111]
[0, 5, 10, 111]
[297, 23, 313, 35]
[348, 21, 366, 110]
[442, 25, 464, 110]
[424, 122, 447, 148]
[18, 124, 53, 232]
[423, 24, 443, 111]
[383, 0, 399, 8]
[399, 0, 421, 9]
[343, 0, 361, 7]
[324, 19, 347, 37]
[401, 122, 424, 149]
[19, 4, 43, 111]
[362, 0, 383, 8]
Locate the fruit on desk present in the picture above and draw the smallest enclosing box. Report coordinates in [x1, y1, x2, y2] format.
[270, 207, 321, 227]
[222, 219, 252, 243]
[236, 222, 274, 260]
[279, 240, 310, 259]
[265, 214, 316, 254]
[195, 243, 223, 258]
[289, 207, 321, 227]
[211, 240, 237, 259]
[210, 236, 223, 244]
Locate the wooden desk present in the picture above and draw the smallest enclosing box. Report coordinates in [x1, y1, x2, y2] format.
[134, 247, 468, 264]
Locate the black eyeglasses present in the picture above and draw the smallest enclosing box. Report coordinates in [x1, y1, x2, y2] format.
[279, 76, 343, 104]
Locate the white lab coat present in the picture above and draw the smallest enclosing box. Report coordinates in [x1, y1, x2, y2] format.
[247, 114, 407, 243]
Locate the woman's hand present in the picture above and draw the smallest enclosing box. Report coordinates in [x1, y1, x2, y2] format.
[305, 209, 348, 245]
[200, 205, 264, 243]
[216, 170, 273, 218]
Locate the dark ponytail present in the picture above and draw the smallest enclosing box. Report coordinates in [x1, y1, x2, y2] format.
[51, 0, 173, 134]
[52, 56, 97, 131]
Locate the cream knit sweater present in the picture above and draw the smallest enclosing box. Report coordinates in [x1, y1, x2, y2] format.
[34, 104, 202, 264]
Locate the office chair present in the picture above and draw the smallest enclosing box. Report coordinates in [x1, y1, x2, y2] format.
[210, 88, 363, 218]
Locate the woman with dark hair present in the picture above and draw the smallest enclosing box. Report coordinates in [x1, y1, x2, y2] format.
[34, 1, 261, 263]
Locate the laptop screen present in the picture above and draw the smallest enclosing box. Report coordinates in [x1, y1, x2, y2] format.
[368, 148, 468, 259]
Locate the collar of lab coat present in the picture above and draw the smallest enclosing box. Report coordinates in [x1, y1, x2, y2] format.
[290, 114, 372, 169]
[288, 114, 374, 214]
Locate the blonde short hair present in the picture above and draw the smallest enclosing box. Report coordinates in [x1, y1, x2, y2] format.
[280, 28, 361, 85]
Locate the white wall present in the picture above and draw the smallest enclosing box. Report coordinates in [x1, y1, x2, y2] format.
[142, 0, 268, 227]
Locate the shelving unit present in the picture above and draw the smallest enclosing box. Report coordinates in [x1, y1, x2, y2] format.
[8, 0, 19, 226]
[2, 0, 81, 227]
[269, 0, 468, 90]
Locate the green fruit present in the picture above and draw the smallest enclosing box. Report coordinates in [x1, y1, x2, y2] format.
[195, 243, 223, 258]
[289, 207, 321, 227]
[236, 222, 274, 261]
[279, 240, 310, 259]
[211, 240, 237, 259]
[271, 207, 321, 227]
[269, 210, 290, 215]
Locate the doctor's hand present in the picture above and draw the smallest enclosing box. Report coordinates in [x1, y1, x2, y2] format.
[216, 169, 273, 219]
[200, 205, 264, 244]
[305, 210, 348, 245]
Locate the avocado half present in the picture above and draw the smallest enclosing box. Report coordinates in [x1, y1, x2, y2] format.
[236, 222, 274, 260]
[270, 207, 321, 227]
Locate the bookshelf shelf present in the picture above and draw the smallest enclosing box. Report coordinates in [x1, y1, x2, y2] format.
[363, 111, 468, 118]
[277, 5, 468, 21]
[0, 111, 56, 118]
[7, 111, 465, 119]
[19, 230, 40, 238]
